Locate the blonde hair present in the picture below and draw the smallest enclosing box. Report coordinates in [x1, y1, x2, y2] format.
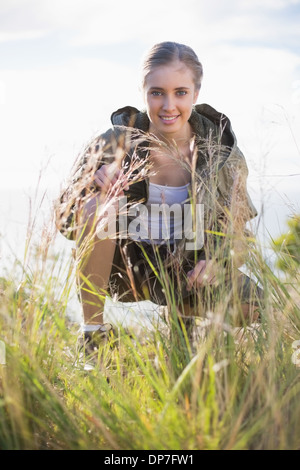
[141, 41, 203, 91]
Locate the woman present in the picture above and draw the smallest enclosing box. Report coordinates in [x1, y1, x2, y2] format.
[56, 42, 262, 351]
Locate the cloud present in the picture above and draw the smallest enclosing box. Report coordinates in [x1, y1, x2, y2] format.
[0, 56, 143, 190]
[0, 0, 175, 46]
[0, 80, 5, 105]
[240, 0, 300, 10]
[0, 30, 48, 43]
[0, 0, 299, 55]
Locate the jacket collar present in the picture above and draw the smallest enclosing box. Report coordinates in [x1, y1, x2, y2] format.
[111, 104, 236, 170]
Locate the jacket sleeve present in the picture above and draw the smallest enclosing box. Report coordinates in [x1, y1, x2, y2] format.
[54, 128, 119, 240]
[213, 146, 258, 267]
[217, 146, 257, 225]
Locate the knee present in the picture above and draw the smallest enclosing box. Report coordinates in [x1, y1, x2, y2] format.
[238, 303, 260, 325]
[76, 195, 103, 239]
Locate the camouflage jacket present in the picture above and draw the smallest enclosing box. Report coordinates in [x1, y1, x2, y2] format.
[55, 103, 257, 265]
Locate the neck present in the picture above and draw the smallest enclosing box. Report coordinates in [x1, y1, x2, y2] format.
[148, 122, 194, 148]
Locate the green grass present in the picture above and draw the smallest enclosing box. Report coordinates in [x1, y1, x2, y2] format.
[1, 217, 300, 451]
[1, 137, 300, 450]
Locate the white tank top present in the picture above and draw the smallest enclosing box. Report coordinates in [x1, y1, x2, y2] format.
[137, 182, 190, 244]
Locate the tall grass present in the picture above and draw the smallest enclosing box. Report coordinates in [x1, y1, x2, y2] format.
[1, 136, 300, 450]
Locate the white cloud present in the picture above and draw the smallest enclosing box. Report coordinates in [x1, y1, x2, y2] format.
[0, 57, 143, 190]
[240, 0, 300, 9]
[0, 0, 299, 52]
[0, 30, 48, 43]
[1, 0, 194, 46]
[0, 80, 5, 105]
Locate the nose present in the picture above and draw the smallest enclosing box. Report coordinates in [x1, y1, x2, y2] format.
[162, 94, 176, 112]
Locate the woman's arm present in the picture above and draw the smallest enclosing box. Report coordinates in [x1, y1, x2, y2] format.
[187, 146, 257, 288]
[54, 128, 122, 239]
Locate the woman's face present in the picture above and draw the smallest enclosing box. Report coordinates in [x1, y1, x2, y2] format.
[143, 60, 199, 142]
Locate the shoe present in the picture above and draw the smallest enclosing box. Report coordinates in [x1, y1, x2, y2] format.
[77, 323, 116, 358]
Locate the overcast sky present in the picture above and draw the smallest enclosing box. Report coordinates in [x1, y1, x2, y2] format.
[0, 0, 300, 254]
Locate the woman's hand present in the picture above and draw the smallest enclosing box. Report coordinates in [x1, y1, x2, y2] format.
[186, 259, 218, 291]
[93, 163, 129, 197]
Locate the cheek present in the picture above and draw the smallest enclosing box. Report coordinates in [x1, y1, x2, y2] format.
[145, 98, 158, 115]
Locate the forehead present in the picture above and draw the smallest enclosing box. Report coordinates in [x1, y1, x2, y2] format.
[144, 61, 194, 89]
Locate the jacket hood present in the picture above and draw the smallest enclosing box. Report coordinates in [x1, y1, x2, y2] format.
[110, 104, 237, 170]
[111, 106, 148, 130]
[111, 103, 235, 137]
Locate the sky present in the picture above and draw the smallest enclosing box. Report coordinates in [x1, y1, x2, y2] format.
[0, 0, 300, 264]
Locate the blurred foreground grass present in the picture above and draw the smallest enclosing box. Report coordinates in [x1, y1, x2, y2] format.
[0, 213, 300, 450]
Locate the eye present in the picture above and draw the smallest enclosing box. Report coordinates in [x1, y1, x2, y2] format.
[151, 91, 163, 96]
[176, 90, 188, 96]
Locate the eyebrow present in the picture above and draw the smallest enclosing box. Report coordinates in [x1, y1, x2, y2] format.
[149, 86, 190, 91]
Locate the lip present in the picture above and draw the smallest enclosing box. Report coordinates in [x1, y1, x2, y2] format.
[159, 115, 180, 124]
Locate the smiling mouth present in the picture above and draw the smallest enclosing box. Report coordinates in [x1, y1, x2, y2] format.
[160, 115, 180, 123]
